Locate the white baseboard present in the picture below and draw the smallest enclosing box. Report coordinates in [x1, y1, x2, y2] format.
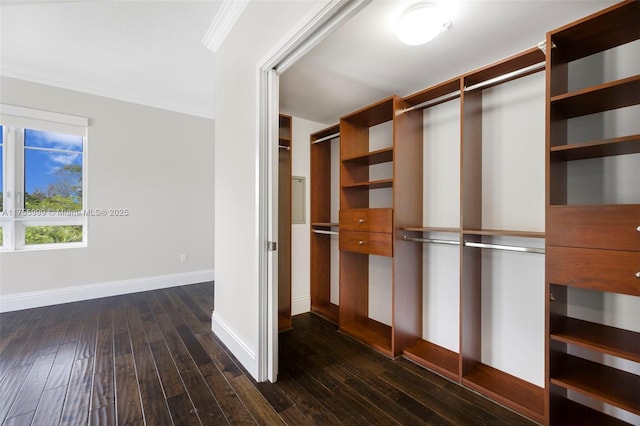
[0, 269, 215, 313]
[211, 311, 257, 378]
[291, 296, 310, 316]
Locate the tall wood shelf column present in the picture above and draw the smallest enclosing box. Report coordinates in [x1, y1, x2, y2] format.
[310, 124, 340, 324]
[278, 114, 292, 331]
[459, 47, 546, 423]
[545, 1, 640, 424]
[400, 77, 462, 381]
[338, 95, 423, 357]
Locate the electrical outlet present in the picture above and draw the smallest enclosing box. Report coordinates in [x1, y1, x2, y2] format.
[180, 254, 187, 263]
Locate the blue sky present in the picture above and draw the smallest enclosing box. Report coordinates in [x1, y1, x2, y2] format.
[24, 129, 83, 194]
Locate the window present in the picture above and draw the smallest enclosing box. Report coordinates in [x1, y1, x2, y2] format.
[0, 105, 88, 250]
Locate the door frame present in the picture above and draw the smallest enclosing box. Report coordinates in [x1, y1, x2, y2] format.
[256, 0, 371, 382]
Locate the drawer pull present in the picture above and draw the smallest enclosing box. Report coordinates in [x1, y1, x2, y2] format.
[636, 272, 640, 278]
[358, 240, 365, 245]
[358, 218, 364, 224]
[637, 225, 640, 232]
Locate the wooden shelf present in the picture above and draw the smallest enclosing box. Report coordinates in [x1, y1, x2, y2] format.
[462, 229, 545, 238]
[342, 146, 393, 165]
[551, 354, 640, 415]
[311, 302, 339, 325]
[550, 397, 632, 426]
[551, 317, 640, 363]
[550, 75, 640, 119]
[550, 134, 640, 161]
[340, 318, 392, 357]
[464, 46, 545, 89]
[341, 96, 394, 127]
[462, 363, 545, 423]
[310, 123, 339, 143]
[402, 339, 459, 381]
[402, 226, 460, 233]
[550, 0, 640, 63]
[342, 179, 393, 190]
[311, 222, 338, 228]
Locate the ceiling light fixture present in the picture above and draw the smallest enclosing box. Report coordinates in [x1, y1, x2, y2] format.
[396, 1, 452, 46]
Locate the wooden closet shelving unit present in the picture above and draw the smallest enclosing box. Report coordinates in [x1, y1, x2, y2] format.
[458, 47, 546, 424]
[338, 95, 423, 358]
[278, 114, 292, 331]
[310, 124, 340, 324]
[545, 1, 640, 424]
[400, 77, 462, 381]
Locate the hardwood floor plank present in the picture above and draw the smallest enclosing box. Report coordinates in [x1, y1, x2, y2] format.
[31, 385, 66, 426]
[114, 361, 144, 426]
[230, 375, 285, 426]
[5, 352, 56, 419]
[0, 364, 31, 422]
[60, 357, 94, 426]
[0, 283, 540, 426]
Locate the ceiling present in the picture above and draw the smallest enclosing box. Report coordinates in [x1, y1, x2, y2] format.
[279, 0, 618, 124]
[0, 0, 618, 123]
[0, 0, 221, 118]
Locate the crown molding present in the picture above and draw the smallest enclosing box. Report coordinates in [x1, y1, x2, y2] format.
[0, 63, 215, 120]
[202, 0, 250, 53]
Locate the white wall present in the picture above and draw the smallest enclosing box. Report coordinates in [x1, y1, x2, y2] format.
[212, 1, 325, 379]
[0, 76, 215, 311]
[290, 116, 327, 315]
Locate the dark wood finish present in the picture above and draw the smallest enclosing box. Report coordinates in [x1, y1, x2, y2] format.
[550, 317, 640, 363]
[402, 340, 458, 381]
[549, 396, 632, 426]
[339, 208, 392, 233]
[339, 230, 392, 257]
[0, 285, 537, 426]
[310, 124, 340, 324]
[549, 134, 640, 160]
[550, 354, 640, 415]
[550, 75, 640, 119]
[548, 0, 640, 66]
[463, 363, 545, 423]
[340, 318, 393, 357]
[546, 246, 640, 296]
[545, 3, 640, 422]
[547, 205, 640, 251]
[279, 114, 292, 331]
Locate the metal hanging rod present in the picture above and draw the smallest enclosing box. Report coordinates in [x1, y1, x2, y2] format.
[464, 241, 545, 254]
[278, 145, 290, 150]
[403, 235, 460, 246]
[313, 229, 339, 236]
[464, 62, 546, 92]
[402, 91, 461, 113]
[312, 132, 340, 144]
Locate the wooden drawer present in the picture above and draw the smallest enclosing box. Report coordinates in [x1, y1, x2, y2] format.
[340, 231, 393, 257]
[547, 246, 640, 296]
[340, 208, 392, 233]
[547, 205, 640, 251]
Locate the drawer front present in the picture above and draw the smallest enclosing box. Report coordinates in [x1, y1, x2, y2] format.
[340, 231, 393, 257]
[340, 208, 393, 233]
[547, 205, 640, 251]
[547, 246, 640, 296]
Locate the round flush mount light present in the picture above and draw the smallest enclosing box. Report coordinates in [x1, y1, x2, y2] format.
[396, 1, 453, 46]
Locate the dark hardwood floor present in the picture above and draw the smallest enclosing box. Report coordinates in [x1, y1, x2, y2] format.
[0, 283, 536, 425]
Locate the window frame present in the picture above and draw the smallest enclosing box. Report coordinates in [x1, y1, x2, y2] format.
[0, 104, 88, 251]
